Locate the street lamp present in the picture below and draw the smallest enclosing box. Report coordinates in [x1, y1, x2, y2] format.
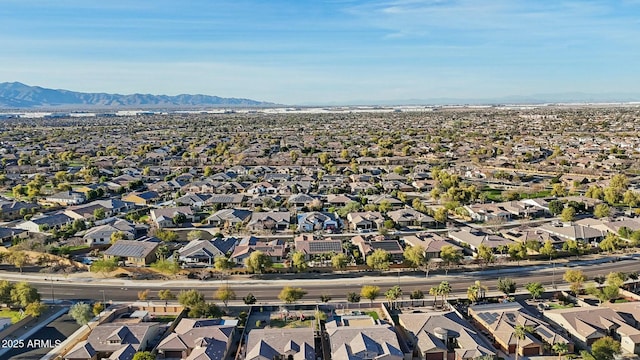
[48, 278, 54, 303]
[552, 261, 557, 289]
[100, 290, 106, 304]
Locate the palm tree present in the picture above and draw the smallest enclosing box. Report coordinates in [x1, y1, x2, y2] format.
[514, 325, 533, 360]
[552, 342, 569, 360]
[429, 286, 440, 308]
[467, 280, 488, 304]
[438, 281, 452, 310]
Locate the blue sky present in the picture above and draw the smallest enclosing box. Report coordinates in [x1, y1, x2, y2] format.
[1, 0, 639, 104]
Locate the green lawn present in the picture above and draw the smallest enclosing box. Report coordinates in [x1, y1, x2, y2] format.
[520, 189, 552, 199]
[269, 318, 313, 328]
[548, 302, 574, 309]
[271, 263, 286, 269]
[0, 308, 25, 323]
[367, 311, 379, 320]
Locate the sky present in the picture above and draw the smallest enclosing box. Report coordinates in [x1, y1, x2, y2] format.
[1, 0, 640, 105]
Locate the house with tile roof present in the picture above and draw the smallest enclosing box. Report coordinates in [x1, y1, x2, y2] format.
[469, 302, 572, 357]
[326, 324, 405, 360]
[245, 328, 316, 360]
[156, 318, 236, 360]
[104, 239, 159, 266]
[65, 322, 162, 360]
[398, 310, 497, 360]
[177, 238, 238, 267]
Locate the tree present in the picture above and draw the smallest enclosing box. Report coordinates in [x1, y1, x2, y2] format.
[331, 253, 349, 270]
[582, 336, 621, 360]
[410, 290, 424, 300]
[110, 231, 125, 244]
[467, 280, 488, 303]
[69, 302, 93, 325]
[552, 342, 569, 360]
[10, 282, 40, 307]
[25, 301, 46, 318]
[525, 282, 545, 300]
[403, 245, 425, 271]
[90, 257, 118, 276]
[429, 286, 440, 307]
[137, 289, 150, 301]
[560, 207, 575, 222]
[366, 248, 390, 271]
[215, 286, 236, 309]
[154, 229, 178, 242]
[214, 256, 234, 271]
[434, 207, 448, 227]
[563, 269, 587, 294]
[551, 183, 567, 197]
[347, 292, 361, 303]
[155, 244, 170, 260]
[514, 325, 533, 360]
[361, 285, 380, 303]
[477, 244, 495, 268]
[497, 277, 516, 297]
[291, 251, 308, 272]
[8, 250, 27, 273]
[599, 233, 620, 253]
[244, 250, 272, 273]
[548, 200, 564, 215]
[187, 230, 204, 241]
[438, 281, 451, 308]
[0, 281, 13, 304]
[158, 289, 176, 301]
[440, 245, 462, 275]
[384, 285, 403, 306]
[151, 258, 181, 276]
[243, 293, 257, 305]
[320, 294, 332, 303]
[93, 208, 106, 220]
[132, 352, 156, 360]
[540, 239, 556, 260]
[172, 213, 187, 226]
[594, 203, 611, 219]
[178, 289, 205, 308]
[278, 286, 306, 303]
[92, 302, 105, 316]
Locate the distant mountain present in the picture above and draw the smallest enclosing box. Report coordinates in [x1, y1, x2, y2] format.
[0, 82, 274, 109]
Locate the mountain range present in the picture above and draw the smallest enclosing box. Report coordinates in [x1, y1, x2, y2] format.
[0, 82, 274, 109]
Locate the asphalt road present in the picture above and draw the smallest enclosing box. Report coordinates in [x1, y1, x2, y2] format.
[28, 257, 640, 303]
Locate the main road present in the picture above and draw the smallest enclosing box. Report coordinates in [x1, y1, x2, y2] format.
[21, 256, 640, 303]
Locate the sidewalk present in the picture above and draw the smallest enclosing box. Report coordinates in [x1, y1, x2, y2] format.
[0, 305, 68, 359]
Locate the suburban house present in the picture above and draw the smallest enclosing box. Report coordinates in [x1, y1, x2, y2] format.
[82, 219, 143, 247]
[44, 190, 86, 205]
[351, 235, 404, 263]
[326, 324, 404, 360]
[156, 318, 236, 360]
[150, 206, 195, 228]
[205, 208, 252, 229]
[402, 233, 462, 259]
[469, 302, 571, 357]
[205, 194, 245, 208]
[0, 227, 27, 247]
[16, 212, 74, 232]
[398, 311, 497, 360]
[387, 208, 436, 228]
[177, 238, 238, 267]
[287, 193, 317, 209]
[247, 211, 291, 232]
[538, 223, 606, 245]
[65, 322, 163, 360]
[0, 199, 39, 221]
[294, 234, 343, 260]
[174, 192, 211, 210]
[245, 328, 316, 360]
[448, 228, 513, 253]
[230, 237, 286, 264]
[104, 238, 159, 266]
[544, 307, 640, 353]
[346, 211, 385, 231]
[296, 211, 340, 233]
